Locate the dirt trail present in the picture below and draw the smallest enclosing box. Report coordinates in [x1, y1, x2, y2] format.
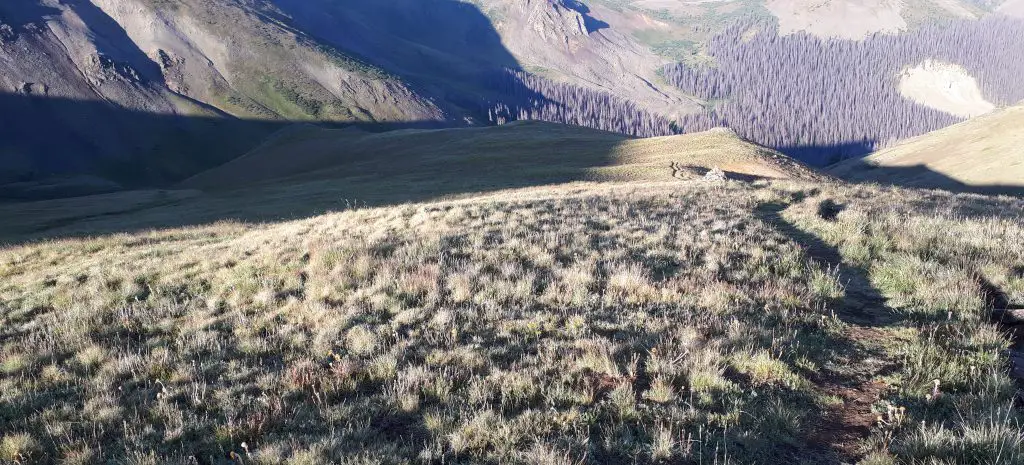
[807, 327, 895, 462]
[757, 202, 898, 463]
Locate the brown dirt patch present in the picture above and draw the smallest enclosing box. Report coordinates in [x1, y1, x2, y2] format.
[812, 379, 887, 461]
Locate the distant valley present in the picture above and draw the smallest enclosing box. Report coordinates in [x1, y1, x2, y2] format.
[1, 0, 1023, 199]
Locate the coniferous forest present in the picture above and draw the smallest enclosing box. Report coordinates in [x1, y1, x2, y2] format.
[484, 70, 680, 139]
[486, 17, 1024, 165]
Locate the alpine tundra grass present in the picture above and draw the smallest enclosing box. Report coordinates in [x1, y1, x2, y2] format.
[1, 180, 1022, 464]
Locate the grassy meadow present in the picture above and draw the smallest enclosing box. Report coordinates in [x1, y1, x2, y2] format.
[0, 124, 821, 243]
[1, 179, 1023, 464]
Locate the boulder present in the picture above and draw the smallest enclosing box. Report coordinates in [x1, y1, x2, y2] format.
[704, 166, 728, 181]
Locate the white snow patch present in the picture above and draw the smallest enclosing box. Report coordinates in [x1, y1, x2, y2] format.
[898, 60, 995, 118]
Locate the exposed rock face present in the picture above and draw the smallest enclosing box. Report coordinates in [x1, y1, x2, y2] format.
[490, 0, 699, 120]
[518, 0, 590, 51]
[0, 0, 444, 187]
[86, 0, 444, 122]
[0, 23, 15, 42]
[18, 82, 47, 95]
[898, 59, 995, 118]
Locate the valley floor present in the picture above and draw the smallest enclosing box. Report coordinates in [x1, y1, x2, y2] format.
[1, 180, 1023, 464]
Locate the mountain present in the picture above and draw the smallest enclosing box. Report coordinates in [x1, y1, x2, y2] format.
[0, 0, 700, 191]
[0, 0, 443, 188]
[2, 0, 1023, 199]
[270, 0, 700, 119]
[828, 103, 1024, 193]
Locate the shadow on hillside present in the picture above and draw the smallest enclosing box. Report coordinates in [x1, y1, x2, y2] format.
[778, 141, 877, 167]
[0, 92, 630, 244]
[757, 201, 904, 462]
[563, 1, 610, 33]
[757, 203, 896, 327]
[0, 92, 448, 192]
[830, 163, 1024, 197]
[780, 141, 1023, 197]
[267, 0, 524, 103]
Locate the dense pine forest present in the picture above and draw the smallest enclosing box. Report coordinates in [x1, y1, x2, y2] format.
[483, 70, 680, 139]
[666, 17, 1024, 163]
[484, 17, 1024, 165]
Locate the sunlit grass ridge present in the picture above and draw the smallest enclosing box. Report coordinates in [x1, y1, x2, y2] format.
[1, 180, 1022, 464]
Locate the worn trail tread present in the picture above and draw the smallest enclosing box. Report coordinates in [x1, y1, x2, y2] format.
[757, 202, 897, 464]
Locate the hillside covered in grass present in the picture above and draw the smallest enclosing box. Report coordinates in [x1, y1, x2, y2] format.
[829, 104, 1024, 194]
[181, 122, 824, 191]
[2, 176, 1023, 463]
[0, 122, 823, 243]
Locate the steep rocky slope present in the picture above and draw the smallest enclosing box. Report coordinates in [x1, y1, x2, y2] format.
[268, 0, 699, 119]
[0, 0, 443, 190]
[473, 0, 700, 119]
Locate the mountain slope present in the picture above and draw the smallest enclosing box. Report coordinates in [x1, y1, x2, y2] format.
[2, 121, 824, 240]
[181, 122, 825, 191]
[0, 0, 443, 187]
[828, 103, 1024, 192]
[0, 0, 443, 122]
[2, 0, 1021, 199]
